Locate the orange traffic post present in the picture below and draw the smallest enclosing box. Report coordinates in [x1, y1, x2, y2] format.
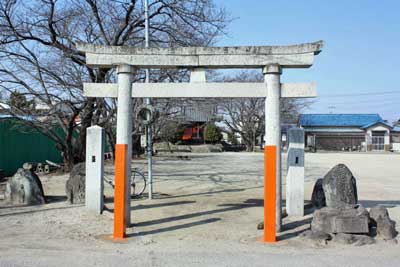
[263, 146, 277, 243]
[113, 144, 128, 239]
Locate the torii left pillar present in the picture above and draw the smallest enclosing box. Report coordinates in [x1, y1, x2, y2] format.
[113, 64, 134, 239]
[264, 64, 282, 236]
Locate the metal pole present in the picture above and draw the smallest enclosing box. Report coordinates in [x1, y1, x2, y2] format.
[144, 0, 153, 199]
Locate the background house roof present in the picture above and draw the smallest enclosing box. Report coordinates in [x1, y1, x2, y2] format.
[360, 120, 392, 129]
[299, 114, 383, 127]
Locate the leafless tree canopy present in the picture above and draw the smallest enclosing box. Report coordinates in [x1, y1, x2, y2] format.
[0, 0, 229, 168]
[217, 70, 312, 152]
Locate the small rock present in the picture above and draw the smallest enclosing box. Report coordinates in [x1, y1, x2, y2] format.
[331, 233, 375, 246]
[369, 206, 389, 226]
[353, 235, 375, 246]
[299, 230, 331, 245]
[311, 178, 326, 208]
[376, 216, 397, 240]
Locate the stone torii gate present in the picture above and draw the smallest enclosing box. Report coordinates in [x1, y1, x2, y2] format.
[77, 41, 323, 242]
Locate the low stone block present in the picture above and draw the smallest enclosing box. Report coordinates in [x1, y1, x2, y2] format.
[311, 205, 369, 234]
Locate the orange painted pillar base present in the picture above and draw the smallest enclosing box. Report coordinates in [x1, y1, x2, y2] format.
[263, 146, 277, 243]
[113, 144, 128, 239]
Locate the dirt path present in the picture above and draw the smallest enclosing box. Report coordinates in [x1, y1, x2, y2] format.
[0, 152, 399, 266]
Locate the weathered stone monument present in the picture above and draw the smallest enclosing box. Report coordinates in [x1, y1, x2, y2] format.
[304, 164, 397, 245]
[77, 41, 324, 241]
[66, 163, 86, 204]
[5, 168, 45, 205]
[322, 164, 358, 208]
[286, 127, 305, 216]
[311, 164, 358, 209]
[85, 126, 105, 214]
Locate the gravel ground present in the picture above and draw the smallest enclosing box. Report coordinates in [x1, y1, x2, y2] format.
[0, 152, 399, 267]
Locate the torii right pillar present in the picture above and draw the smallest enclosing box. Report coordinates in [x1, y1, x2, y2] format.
[264, 64, 282, 235]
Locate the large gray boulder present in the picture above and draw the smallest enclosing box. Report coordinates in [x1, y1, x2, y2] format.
[322, 164, 358, 208]
[5, 168, 45, 205]
[65, 163, 85, 204]
[311, 205, 369, 234]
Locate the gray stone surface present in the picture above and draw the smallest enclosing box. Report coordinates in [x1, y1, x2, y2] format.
[84, 82, 317, 99]
[322, 164, 358, 208]
[376, 216, 397, 240]
[311, 178, 326, 208]
[5, 168, 45, 205]
[369, 206, 389, 222]
[311, 205, 369, 234]
[368, 206, 398, 239]
[77, 41, 323, 68]
[66, 163, 86, 204]
[77, 41, 324, 56]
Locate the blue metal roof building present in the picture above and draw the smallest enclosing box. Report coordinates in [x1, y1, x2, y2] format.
[298, 114, 399, 152]
[299, 114, 385, 128]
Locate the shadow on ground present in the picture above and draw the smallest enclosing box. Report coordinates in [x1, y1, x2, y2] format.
[127, 218, 221, 237]
[131, 198, 262, 228]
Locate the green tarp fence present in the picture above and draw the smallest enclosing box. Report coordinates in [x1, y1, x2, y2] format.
[0, 118, 63, 176]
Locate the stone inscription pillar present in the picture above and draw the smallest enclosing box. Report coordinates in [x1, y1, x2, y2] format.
[85, 125, 104, 214]
[286, 127, 305, 216]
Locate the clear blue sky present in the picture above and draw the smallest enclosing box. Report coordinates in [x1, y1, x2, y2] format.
[214, 0, 400, 123]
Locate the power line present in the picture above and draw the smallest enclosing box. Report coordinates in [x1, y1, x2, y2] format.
[319, 90, 400, 98]
[315, 98, 400, 105]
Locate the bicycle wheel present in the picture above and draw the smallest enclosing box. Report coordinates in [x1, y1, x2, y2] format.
[131, 170, 146, 198]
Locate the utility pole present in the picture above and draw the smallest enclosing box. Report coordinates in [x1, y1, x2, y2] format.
[144, 0, 153, 199]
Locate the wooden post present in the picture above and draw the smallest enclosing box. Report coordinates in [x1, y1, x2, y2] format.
[113, 144, 128, 239]
[264, 146, 277, 242]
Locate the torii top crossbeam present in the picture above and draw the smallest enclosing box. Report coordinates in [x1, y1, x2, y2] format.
[76, 41, 323, 69]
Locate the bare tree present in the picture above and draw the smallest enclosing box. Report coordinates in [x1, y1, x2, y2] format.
[218, 71, 312, 152]
[0, 0, 229, 169]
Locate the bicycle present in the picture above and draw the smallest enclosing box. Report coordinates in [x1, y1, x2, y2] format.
[104, 168, 147, 198]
